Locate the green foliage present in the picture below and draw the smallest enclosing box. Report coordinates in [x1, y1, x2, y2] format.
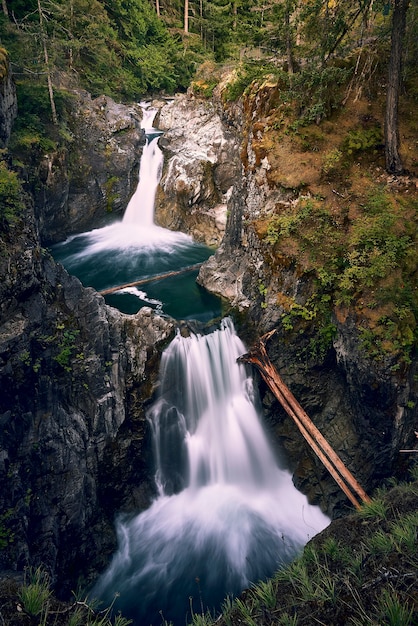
[258, 281, 268, 309]
[16, 569, 133, 625]
[336, 190, 413, 302]
[410, 464, 418, 482]
[250, 577, 276, 610]
[9, 82, 65, 156]
[266, 198, 315, 243]
[368, 528, 395, 556]
[19, 567, 51, 617]
[281, 300, 317, 332]
[390, 511, 418, 553]
[377, 587, 414, 626]
[308, 318, 337, 362]
[191, 61, 221, 98]
[342, 126, 383, 155]
[222, 61, 279, 102]
[0, 0, 203, 101]
[262, 187, 417, 363]
[322, 148, 344, 178]
[284, 65, 351, 128]
[104, 176, 119, 212]
[53, 325, 81, 372]
[0, 160, 25, 224]
[299, 0, 376, 64]
[357, 496, 388, 521]
[0, 509, 15, 550]
[278, 613, 299, 626]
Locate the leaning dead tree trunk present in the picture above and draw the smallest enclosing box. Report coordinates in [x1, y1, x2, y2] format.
[239, 331, 371, 510]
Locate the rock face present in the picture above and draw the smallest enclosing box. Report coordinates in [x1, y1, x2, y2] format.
[0, 82, 176, 590]
[35, 94, 145, 244]
[0, 51, 17, 147]
[154, 95, 240, 247]
[197, 86, 417, 517]
[0, 194, 174, 592]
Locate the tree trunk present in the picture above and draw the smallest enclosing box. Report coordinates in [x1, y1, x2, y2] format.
[156, 0, 160, 18]
[285, 1, 294, 74]
[239, 331, 371, 510]
[184, 0, 189, 33]
[37, 0, 58, 126]
[1, 0, 8, 18]
[99, 263, 203, 296]
[385, 0, 409, 174]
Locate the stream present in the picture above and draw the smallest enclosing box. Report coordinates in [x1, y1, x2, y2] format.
[50, 104, 330, 625]
[51, 104, 222, 323]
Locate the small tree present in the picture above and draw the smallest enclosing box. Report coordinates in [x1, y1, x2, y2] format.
[37, 0, 58, 125]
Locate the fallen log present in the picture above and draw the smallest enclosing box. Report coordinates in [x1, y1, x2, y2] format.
[239, 330, 371, 510]
[98, 263, 204, 296]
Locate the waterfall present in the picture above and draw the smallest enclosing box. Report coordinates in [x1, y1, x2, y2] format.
[122, 105, 164, 227]
[122, 135, 163, 227]
[50, 102, 214, 320]
[92, 319, 330, 626]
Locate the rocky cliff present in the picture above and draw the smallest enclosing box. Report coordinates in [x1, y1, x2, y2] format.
[0, 195, 174, 591]
[155, 95, 240, 247]
[195, 78, 417, 516]
[35, 93, 145, 245]
[0, 75, 175, 593]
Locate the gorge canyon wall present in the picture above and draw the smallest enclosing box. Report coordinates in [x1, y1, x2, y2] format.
[0, 57, 417, 599]
[0, 75, 175, 593]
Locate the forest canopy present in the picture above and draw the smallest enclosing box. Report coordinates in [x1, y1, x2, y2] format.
[0, 0, 416, 101]
[0, 0, 416, 174]
[0, 0, 203, 98]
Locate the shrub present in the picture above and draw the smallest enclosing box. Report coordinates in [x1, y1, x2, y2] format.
[19, 567, 51, 617]
[342, 126, 383, 155]
[0, 160, 25, 223]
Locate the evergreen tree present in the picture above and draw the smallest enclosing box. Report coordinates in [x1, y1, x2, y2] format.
[385, 0, 410, 174]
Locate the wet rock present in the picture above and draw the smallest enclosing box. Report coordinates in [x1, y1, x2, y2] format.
[35, 93, 145, 244]
[0, 196, 175, 592]
[155, 94, 240, 247]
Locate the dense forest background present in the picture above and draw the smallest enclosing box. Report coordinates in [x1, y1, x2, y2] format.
[0, 1, 416, 102]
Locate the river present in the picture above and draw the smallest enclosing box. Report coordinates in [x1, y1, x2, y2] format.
[50, 104, 330, 626]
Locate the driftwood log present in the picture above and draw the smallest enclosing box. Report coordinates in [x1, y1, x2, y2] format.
[98, 263, 203, 296]
[239, 330, 371, 510]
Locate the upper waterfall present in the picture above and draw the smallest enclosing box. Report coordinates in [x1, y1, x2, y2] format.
[50, 101, 221, 321]
[122, 134, 163, 227]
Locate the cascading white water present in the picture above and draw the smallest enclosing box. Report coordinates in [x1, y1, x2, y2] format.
[139, 101, 159, 131]
[122, 135, 163, 227]
[50, 102, 219, 319]
[92, 318, 330, 626]
[122, 105, 164, 227]
[55, 102, 191, 254]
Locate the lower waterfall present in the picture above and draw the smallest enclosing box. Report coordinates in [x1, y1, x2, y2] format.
[92, 318, 330, 625]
